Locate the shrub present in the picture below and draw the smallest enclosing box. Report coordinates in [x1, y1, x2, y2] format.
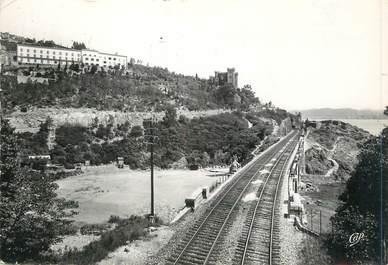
[61, 215, 162, 264]
[129, 125, 143, 137]
[80, 223, 110, 236]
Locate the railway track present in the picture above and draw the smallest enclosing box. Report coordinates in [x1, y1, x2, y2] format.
[233, 135, 298, 265]
[166, 131, 298, 265]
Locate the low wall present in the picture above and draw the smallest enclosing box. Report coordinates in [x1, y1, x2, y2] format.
[294, 216, 320, 237]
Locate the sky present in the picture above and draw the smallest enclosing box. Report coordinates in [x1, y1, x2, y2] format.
[0, 0, 387, 110]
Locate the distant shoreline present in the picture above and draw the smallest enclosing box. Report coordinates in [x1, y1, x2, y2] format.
[304, 117, 388, 120]
[308, 118, 387, 136]
[297, 108, 388, 121]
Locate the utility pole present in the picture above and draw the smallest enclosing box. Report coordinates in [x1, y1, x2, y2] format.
[0, 61, 2, 176]
[143, 116, 158, 223]
[310, 209, 313, 231]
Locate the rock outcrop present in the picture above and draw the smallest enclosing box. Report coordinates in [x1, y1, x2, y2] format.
[6, 107, 232, 132]
[304, 120, 372, 181]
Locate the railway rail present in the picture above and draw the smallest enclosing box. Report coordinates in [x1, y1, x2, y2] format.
[233, 135, 298, 265]
[166, 131, 299, 265]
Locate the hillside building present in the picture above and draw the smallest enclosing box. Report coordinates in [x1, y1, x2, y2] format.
[213, 68, 238, 88]
[81, 49, 127, 69]
[16, 44, 127, 69]
[17, 44, 81, 66]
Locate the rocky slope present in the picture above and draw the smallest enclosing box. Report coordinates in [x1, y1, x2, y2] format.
[304, 120, 372, 181]
[6, 107, 232, 133]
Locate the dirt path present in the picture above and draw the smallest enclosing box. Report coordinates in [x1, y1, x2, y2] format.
[324, 136, 342, 177]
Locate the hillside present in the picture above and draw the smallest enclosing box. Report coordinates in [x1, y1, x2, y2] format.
[299, 108, 387, 120]
[13, 108, 297, 171]
[304, 120, 372, 180]
[1, 65, 259, 114]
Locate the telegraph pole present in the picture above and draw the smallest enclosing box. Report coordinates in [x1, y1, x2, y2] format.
[0, 61, 2, 176]
[143, 116, 158, 223]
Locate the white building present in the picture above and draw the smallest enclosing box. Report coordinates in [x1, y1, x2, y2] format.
[17, 44, 127, 69]
[81, 49, 127, 69]
[17, 44, 81, 66]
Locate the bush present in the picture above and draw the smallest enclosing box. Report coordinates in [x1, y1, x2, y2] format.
[56, 124, 88, 147]
[64, 162, 75, 169]
[61, 215, 162, 264]
[129, 125, 143, 137]
[80, 223, 110, 236]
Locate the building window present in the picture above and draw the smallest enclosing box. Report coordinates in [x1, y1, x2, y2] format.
[96, 59, 99, 62]
[47, 50, 49, 54]
[103, 61, 107, 64]
[85, 58, 88, 61]
[91, 58, 94, 61]
[54, 61, 57, 64]
[40, 50, 43, 53]
[41, 59, 43, 63]
[40, 55, 42, 58]
[113, 58, 116, 61]
[27, 49, 29, 52]
[59, 51, 62, 55]
[53, 51, 56, 54]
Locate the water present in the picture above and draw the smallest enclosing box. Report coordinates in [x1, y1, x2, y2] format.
[341, 119, 387, 135]
[313, 119, 387, 136]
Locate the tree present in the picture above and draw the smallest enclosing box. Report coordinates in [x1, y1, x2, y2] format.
[25, 38, 36, 44]
[90, 65, 98, 74]
[71, 41, 87, 50]
[326, 128, 388, 264]
[69, 63, 80, 72]
[239, 84, 259, 110]
[0, 120, 78, 262]
[163, 104, 177, 127]
[129, 125, 143, 138]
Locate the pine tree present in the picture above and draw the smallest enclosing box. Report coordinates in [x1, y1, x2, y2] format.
[0, 119, 78, 262]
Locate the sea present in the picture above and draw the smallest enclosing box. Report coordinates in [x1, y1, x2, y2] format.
[312, 119, 387, 136]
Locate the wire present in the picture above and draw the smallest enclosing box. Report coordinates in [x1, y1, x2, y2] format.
[0, 0, 18, 10]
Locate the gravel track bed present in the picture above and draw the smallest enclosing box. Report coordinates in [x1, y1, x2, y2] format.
[214, 201, 250, 265]
[148, 179, 238, 265]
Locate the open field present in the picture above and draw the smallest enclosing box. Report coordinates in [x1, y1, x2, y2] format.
[55, 165, 227, 224]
